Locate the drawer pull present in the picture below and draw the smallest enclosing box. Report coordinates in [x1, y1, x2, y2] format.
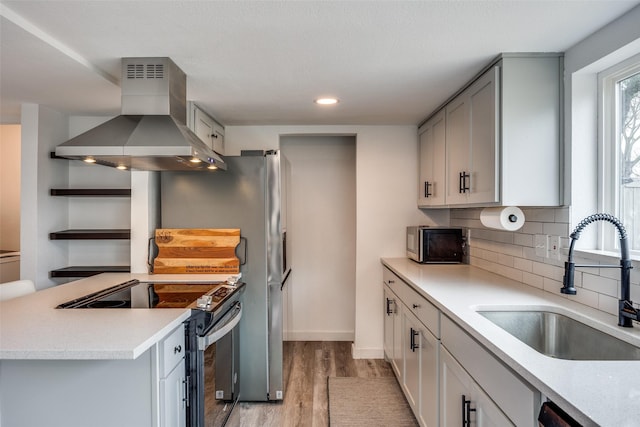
[412, 303, 421, 309]
[174, 345, 182, 354]
[388, 280, 395, 284]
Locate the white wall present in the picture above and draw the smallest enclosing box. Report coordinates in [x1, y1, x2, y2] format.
[225, 125, 447, 358]
[454, 5, 640, 320]
[564, 4, 640, 247]
[1, 125, 21, 251]
[130, 171, 160, 274]
[280, 135, 356, 341]
[66, 116, 131, 271]
[20, 104, 69, 288]
[19, 111, 131, 288]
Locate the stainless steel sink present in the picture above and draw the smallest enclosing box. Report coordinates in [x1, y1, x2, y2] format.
[478, 310, 640, 360]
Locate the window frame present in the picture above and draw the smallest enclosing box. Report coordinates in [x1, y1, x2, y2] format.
[598, 53, 640, 256]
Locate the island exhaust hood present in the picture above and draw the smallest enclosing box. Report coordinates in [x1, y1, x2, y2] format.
[55, 57, 226, 171]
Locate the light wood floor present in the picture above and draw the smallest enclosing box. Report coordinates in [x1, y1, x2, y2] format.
[228, 341, 394, 427]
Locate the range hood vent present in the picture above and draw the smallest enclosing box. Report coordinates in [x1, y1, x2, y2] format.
[55, 57, 226, 171]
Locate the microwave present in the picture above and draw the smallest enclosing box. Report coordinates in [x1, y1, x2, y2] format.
[406, 226, 465, 264]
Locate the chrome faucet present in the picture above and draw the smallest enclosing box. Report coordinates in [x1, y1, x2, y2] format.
[560, 213, 639, 327]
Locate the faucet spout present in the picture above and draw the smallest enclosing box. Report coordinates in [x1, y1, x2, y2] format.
[560, 214, 635, 327]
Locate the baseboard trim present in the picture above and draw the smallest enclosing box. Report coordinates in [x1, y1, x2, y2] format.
[351, 343, 384, 359]
[284, 330, 354, 341]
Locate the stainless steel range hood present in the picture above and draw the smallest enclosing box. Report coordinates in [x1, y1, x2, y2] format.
[55, 57, 226, 171]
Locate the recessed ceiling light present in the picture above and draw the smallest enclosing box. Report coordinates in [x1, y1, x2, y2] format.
[190, 158, 202, 163]
[207, 165, 218, 170]
[314, 97, 339, 105]
[116, 165, 127, 170]
[83, 157, 96, 164]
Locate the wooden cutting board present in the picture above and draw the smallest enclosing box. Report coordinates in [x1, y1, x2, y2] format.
[153, 228, 240, 274]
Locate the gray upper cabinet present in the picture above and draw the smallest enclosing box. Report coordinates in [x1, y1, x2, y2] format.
[188, 102, 225, 155]
[418, 110, 446, 206]
[418, 53, 562, 208]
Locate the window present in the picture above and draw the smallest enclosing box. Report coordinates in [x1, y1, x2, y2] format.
[600, 56, 640, 256]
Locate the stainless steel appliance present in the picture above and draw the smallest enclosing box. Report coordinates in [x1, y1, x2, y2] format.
[160, 150, 291, 402]
[537, 401, 581, 426]
[406, 226, 465, 263]
[56, 279, 245, 427]
[55, 57, 226, 171]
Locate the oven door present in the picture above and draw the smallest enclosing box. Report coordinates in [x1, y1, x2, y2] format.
[187, 302, 242, 427]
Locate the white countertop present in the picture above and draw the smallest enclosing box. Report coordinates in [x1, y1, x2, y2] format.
[0, 273, 235, 360]
[382, 257, 640, 427]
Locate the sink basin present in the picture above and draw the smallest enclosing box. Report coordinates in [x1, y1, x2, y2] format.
[478, 310, 640, 360]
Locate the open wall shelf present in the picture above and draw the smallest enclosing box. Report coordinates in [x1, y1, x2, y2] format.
[50, 189, 131, 197]
[50, 266, 131, 278]
[48, 155, 132, 280]
[49, 229, 131, 240]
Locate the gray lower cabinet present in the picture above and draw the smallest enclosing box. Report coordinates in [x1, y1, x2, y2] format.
[441, 315, 540, 427]
[383, 271, 438, 427]
[383, 284, 402, 377]
[159, 325, 187, 427]
[382, 266, 540, 427]
[406, 309, 439, 427]
[160, 358, 187, 427]
[0, 324, 186, 427]
[440, 347, 513, 426]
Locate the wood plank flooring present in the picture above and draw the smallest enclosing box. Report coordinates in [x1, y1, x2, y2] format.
[228, 341, 394, 427]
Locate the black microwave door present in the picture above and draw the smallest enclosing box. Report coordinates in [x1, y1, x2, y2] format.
[425, 232, 463, 262]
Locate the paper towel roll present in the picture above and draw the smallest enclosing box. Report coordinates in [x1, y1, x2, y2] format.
[480, 206, 525, 231]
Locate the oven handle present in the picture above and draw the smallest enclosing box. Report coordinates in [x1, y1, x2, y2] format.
[197, 302, 242, 351]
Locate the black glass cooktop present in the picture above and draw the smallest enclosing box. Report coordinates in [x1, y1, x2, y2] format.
[56, 280, 230, 309]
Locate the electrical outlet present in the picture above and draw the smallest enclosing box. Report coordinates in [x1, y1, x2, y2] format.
[549, 235, 561, 259]
[535, 235, 548, 257]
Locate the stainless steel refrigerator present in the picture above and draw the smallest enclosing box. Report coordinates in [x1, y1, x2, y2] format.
[160, 150, 291, 402]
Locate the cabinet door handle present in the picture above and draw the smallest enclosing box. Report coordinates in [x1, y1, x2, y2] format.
[386, 298, 395, 315]
[424, 181, 432, 198]
[461, 395, 476, 427]
[409, 328, 420, 352]
[174, 345, 182, 354]
[459, 171, 470, 193]
[412, 303, 421, 309]
[388, 279, 395, 284]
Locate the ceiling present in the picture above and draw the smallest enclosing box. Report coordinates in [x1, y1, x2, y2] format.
[1, 1, 639, 126]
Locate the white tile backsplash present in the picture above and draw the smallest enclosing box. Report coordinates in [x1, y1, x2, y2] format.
[583, 272, 618, 298]
[452, 207, 640, 318]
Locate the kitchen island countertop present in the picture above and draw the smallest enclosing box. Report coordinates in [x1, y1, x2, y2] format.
[0, 273, 235, 360]
[382, 257, 640, 427]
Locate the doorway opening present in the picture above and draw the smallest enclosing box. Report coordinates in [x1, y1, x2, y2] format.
[280, 135, 356, 341]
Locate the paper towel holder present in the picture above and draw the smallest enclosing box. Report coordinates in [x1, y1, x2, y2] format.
[480, 206, 525, 231]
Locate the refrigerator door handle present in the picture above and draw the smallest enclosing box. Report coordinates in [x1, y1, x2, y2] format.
[237, 236, 248, 265]
[280, 269, 292, 291]
[147, 237, 157, 273]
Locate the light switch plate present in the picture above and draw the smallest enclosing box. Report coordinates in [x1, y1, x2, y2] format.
[535, 235, 548, 257]
[549, 235, 561, 259]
